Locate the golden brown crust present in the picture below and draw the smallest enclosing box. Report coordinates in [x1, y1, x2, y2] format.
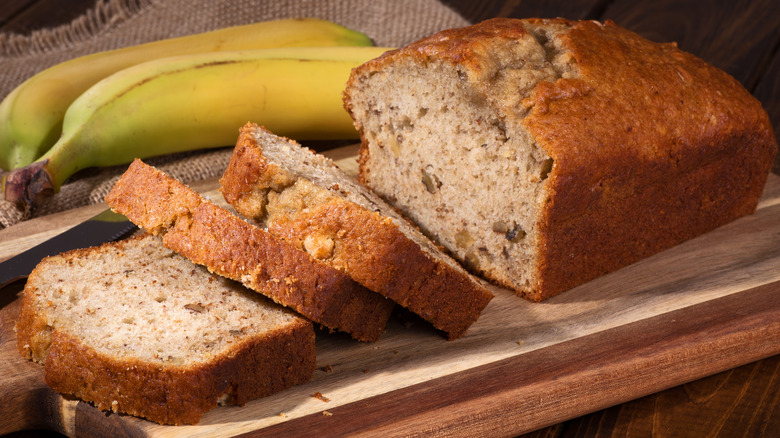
[222, 125, 493, 339]
[524, 19, 776, 299]
[15, 282, 50, 362]
[346, 18, 777, 301]
[106, 159, 393, 341]
[42, 320, 314, 425]
[266, 201, 492, 339]
[345, 18, 539, 84]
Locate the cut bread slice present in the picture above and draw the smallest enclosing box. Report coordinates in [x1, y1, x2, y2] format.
[220, 123, 493, 339]
[106, 159, 394, 342]
[15, 234, 315, 425]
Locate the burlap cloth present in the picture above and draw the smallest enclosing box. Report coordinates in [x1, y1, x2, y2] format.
[0, 0, 469, 229]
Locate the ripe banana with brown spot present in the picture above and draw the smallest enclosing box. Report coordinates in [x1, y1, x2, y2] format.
[0, 18, 373, 170]
[2, 46, 391, 213]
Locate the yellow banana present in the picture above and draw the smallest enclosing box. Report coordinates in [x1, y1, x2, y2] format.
[2, 46, 391, 212]
[0, 18, 373, 170]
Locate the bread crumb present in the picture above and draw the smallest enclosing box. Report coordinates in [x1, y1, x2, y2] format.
[319, 364, 334, 373]
[322, 410, 333, 417]
[278, 412, 286, 418]
[517, 340, 524, 346]
[313, 392, 330, 402]
[303, 233, 335, 259]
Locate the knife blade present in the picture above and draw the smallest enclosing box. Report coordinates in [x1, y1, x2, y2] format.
[0, 208, 138, 289]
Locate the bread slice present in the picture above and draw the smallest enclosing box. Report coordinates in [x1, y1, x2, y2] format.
[220, 124, 493, 339]
[106, 159, 394, 342]
[344, 18, 777, 301]
[15, 234, 315, 425]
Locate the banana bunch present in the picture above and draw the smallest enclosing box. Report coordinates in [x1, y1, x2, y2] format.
[2, 45, 391, 212]
[0, 18, 373, 171]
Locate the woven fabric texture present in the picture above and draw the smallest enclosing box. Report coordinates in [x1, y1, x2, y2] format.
[0, 0, 468, 227]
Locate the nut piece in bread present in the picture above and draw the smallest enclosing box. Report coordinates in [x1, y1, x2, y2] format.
[220, 123, 493, 339]
[344, 18, 777, 301]
[106, 159, 394, 342]
[16, 234, 315, 425]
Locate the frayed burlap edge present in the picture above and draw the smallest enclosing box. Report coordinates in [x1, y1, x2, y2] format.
[0, 0, 156, 57]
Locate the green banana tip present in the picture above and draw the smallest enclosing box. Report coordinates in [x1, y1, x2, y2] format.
[3, 160, 54, 214]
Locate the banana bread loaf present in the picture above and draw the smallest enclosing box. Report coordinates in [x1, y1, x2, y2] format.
[16, 234, 315, 425]
[106, 159, 394, 341]
[344, 18, 777, 301]
[220, 123, 493, 339]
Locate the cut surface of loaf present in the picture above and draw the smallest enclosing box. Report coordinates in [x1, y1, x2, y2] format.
[106, 159, 394, 342]
[15, 234, 315, 425]
[344, 18, 777, 301]
[220, 123, 493, 339]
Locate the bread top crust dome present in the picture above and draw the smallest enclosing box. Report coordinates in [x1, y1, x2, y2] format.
[522, 18, 775, 215]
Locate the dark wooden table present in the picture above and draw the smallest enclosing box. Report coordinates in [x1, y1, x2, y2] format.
[2, 1, 778, 437]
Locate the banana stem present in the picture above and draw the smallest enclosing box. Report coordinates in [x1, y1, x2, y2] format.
[2, 160, 54, 214]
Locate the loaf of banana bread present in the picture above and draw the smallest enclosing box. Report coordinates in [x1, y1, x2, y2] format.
[344, 18, 777, 301]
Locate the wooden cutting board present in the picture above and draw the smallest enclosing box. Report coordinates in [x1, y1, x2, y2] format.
[1, 145, 779, 437]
